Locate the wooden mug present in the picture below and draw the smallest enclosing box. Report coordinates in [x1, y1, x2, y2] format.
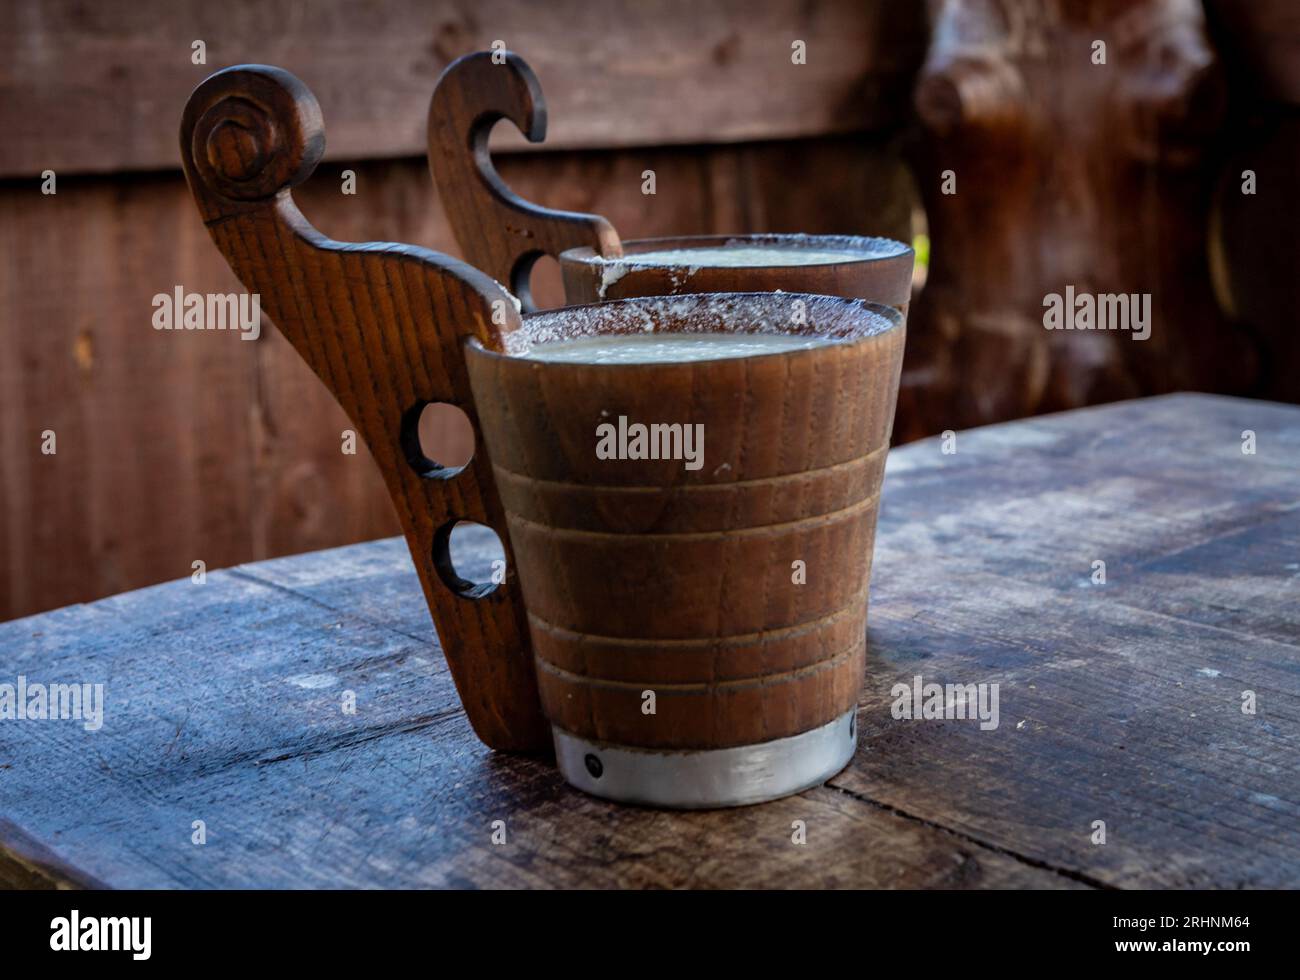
[558, 233, 913, 312]
[427, 51, 914, 313]
[466, 292, 905, 806]
[181, 65, 906, 805]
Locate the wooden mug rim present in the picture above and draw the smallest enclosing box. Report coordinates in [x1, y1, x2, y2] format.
[557, 233, 914, 270]
[466, 291, 905, 367]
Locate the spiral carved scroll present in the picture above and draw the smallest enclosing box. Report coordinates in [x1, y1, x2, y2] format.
[182, 65, 325, 210]
[427, 51, 622, 305]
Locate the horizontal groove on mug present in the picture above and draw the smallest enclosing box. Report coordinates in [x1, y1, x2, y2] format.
[535, 643, 860, 692]
[527, 587, 869, 648]
[508, 490, 879, 539]
[492, 442, 888, 493]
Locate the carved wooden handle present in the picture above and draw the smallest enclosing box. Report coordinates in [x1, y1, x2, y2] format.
[427, 51, 622, 309]
[180, 64, 550, 752]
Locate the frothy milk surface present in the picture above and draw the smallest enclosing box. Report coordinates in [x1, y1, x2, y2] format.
[521, 332, 837, 364]
[617, 246, 861, 268]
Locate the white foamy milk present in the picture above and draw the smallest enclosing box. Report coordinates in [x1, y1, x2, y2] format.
[618, 246, 861, 268]
[522, 332, 836, 364]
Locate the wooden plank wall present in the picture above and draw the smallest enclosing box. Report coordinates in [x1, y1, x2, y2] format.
[0, 1, 923, 620]
[0, 0, 925, 174]
[1206, 0, 1300, 404]
[4, 0, 1291, 622]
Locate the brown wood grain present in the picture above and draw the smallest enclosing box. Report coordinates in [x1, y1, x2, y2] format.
[466, 295, 905, 749]
[180, 58, 911, 755]
[0, 0, 926, 178]
[427, 48, 916, 312]
[0, 131, 912, 623]
[427, 50, 622, 307]
[560, 234, 914, 310]
[1, 394, 1295, 888]
[179, 64, 553, 752]
[897, 0, 1258, 442]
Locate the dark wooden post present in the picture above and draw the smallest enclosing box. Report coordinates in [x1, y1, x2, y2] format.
[898, 0, 1257, 440]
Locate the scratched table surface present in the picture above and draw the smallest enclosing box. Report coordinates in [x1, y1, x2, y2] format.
[2, 393, 1297, 889]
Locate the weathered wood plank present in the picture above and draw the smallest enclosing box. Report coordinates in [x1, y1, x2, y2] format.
[0, 0, 926, 178]
[850, 561, 1300, 888]
[1, 394, 1296, 888]
[839, 393, 1300, 888]
[0, 557, 1068, 889]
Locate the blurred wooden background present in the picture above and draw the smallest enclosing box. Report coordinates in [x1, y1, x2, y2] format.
[0, 0, 1295, 620]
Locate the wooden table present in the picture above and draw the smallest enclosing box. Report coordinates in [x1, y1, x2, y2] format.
[2, 393, 1297, 889]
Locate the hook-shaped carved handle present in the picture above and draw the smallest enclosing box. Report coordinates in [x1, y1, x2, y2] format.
[181, 64, 551, 752]
[427, 51, 622, 309]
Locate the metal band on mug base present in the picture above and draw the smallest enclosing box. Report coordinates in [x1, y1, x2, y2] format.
[552, 708, 858, 809]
